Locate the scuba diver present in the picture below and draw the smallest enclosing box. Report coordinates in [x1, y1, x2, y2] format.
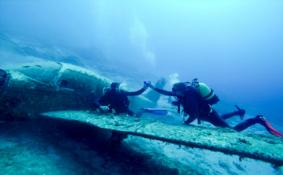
[190, 78, 245, 120]
[98, 81, 150, 147]
[98, 81, 149, 116]
[167, 78, 245, 121]
[145, 80, 283, 136]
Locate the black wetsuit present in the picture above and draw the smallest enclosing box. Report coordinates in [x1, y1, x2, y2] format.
[99, 85, 147, 146]
[151, 86, 260, 132]
[99, 86, 147, 116]
[0, 69, 7, 87]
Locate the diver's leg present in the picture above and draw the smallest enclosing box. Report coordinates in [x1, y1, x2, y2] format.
[233, 118, 258, 132]
[221, 111, 243, 120]
[205, 110, 231, 128]
[221, 105, 245, 120]
[235, 115, 283, 136]
[256, 115, 283, 136]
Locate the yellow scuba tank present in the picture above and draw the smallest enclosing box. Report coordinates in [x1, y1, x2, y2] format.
[192, 78, 219, 104]
[198, 82, 214, 100]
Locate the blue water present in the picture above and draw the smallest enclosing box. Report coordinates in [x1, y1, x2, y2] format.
[1, 0, 283, 123]
[0, 1, 283, 175]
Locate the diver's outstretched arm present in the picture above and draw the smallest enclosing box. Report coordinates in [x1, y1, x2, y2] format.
[144, 80, 177, 96]
[151, 87, 177, 96]
[124, 83, 149, 96]
[146, 81, 177, 96]
[124, 87, 147, 96]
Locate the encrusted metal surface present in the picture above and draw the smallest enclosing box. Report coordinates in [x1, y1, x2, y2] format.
[43, 111, 283, 166]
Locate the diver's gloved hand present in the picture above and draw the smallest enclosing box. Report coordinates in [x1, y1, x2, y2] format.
[144, 81, 152, 88]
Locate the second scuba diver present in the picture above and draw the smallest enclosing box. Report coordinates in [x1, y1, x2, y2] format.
[145, 79, 283, 136]
[98, 81, 149, 116]
[97, 81, 150, 147]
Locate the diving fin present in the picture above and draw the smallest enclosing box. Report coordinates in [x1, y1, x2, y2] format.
[256, 115, 283, 137]
[235, 105, 245, 120]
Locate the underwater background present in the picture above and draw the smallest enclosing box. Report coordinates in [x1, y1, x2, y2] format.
[0, 0, 283, 175]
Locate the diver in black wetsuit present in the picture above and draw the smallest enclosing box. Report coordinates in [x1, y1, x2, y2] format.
[98, 81, 149, 147]
[146, 81, 282, 136]
[190, 78, 245, 121]
[98, 82, 149, 116]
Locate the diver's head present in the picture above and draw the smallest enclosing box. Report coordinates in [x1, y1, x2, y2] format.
[0, 69, 7, 87]
[191, 78, 199, 88]
[172, 82, 189, 96]
[110, 82, 121, 91]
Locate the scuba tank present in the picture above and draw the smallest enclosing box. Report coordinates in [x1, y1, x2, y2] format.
[191, 78, 219, 105]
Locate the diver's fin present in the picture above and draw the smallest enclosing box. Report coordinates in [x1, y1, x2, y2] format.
[264, 122, 283, 137]
[256, 115, 283, 137]
[235, 105, 245, 120]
